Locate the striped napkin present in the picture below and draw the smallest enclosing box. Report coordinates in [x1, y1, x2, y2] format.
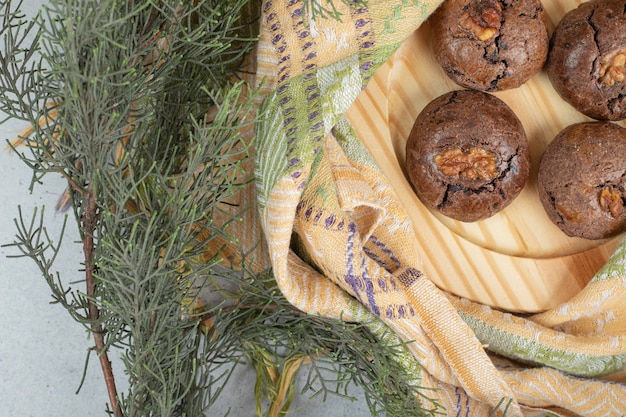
[249, 0, 626, 415]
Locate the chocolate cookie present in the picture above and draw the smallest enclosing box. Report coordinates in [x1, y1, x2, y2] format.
[429, 0, 549, 91]
[537, 122, 626, 240]
[405, 90, 530, 222]
[545, 0, 626, 121]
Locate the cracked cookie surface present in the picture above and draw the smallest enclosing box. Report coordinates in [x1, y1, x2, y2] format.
[405, 90, 530, 222]
[537, 122, 626, 239]
[429, 0, 549, 91]
[545, 0, 626, 121]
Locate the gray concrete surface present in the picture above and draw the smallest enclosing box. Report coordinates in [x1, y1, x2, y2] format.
[0, 117, 113, 415]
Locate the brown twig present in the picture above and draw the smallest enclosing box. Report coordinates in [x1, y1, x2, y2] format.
[82, 185, 124, 417]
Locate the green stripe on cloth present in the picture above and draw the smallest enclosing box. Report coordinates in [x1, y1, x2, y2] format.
[459, 310, 626, 377]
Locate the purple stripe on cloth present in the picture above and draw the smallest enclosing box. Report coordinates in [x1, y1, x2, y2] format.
[369, 235, 401, 269]
[360, 254, 380, 316]
[363, 246, 390, 272]
[397, 267, 423, 286]
[344, 222, 380, 316]
[325, 214, 337, 229]
[345, 222, 364, 300]
[384, 303, 415, 319]
[455, 387, 462, 417]
[454, 387, 471, 417]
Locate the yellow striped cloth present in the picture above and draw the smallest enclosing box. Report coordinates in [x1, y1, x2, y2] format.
[247, 0, 626, 415]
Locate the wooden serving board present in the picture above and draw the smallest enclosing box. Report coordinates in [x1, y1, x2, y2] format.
[345, 0, 625, 313]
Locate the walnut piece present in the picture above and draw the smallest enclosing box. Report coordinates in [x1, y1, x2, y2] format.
[599, 187, 624, 218]
[434, 147, 498, 179]
[459, 0, 503, 41]
[598, 50, 626, 88]
[556, 202, 581, 223]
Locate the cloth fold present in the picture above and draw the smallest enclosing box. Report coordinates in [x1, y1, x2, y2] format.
[252, 0, 626, 415]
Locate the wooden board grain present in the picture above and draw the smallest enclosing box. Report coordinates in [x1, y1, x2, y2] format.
[345, 0, 625, 312]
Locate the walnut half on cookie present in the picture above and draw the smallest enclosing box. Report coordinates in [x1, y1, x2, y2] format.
[537, 122, 626, 240]
[429, 0, 549, 91]
[545, 0, 626, 121]
[405, 90, 530, 222]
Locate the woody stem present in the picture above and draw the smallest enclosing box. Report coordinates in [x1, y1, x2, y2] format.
[82, 186, 123, 417]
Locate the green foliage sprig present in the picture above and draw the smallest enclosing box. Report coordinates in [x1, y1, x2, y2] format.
[1, 0, 442, 416]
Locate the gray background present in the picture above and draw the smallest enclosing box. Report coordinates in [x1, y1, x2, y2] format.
[0, 1, 370, 416]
